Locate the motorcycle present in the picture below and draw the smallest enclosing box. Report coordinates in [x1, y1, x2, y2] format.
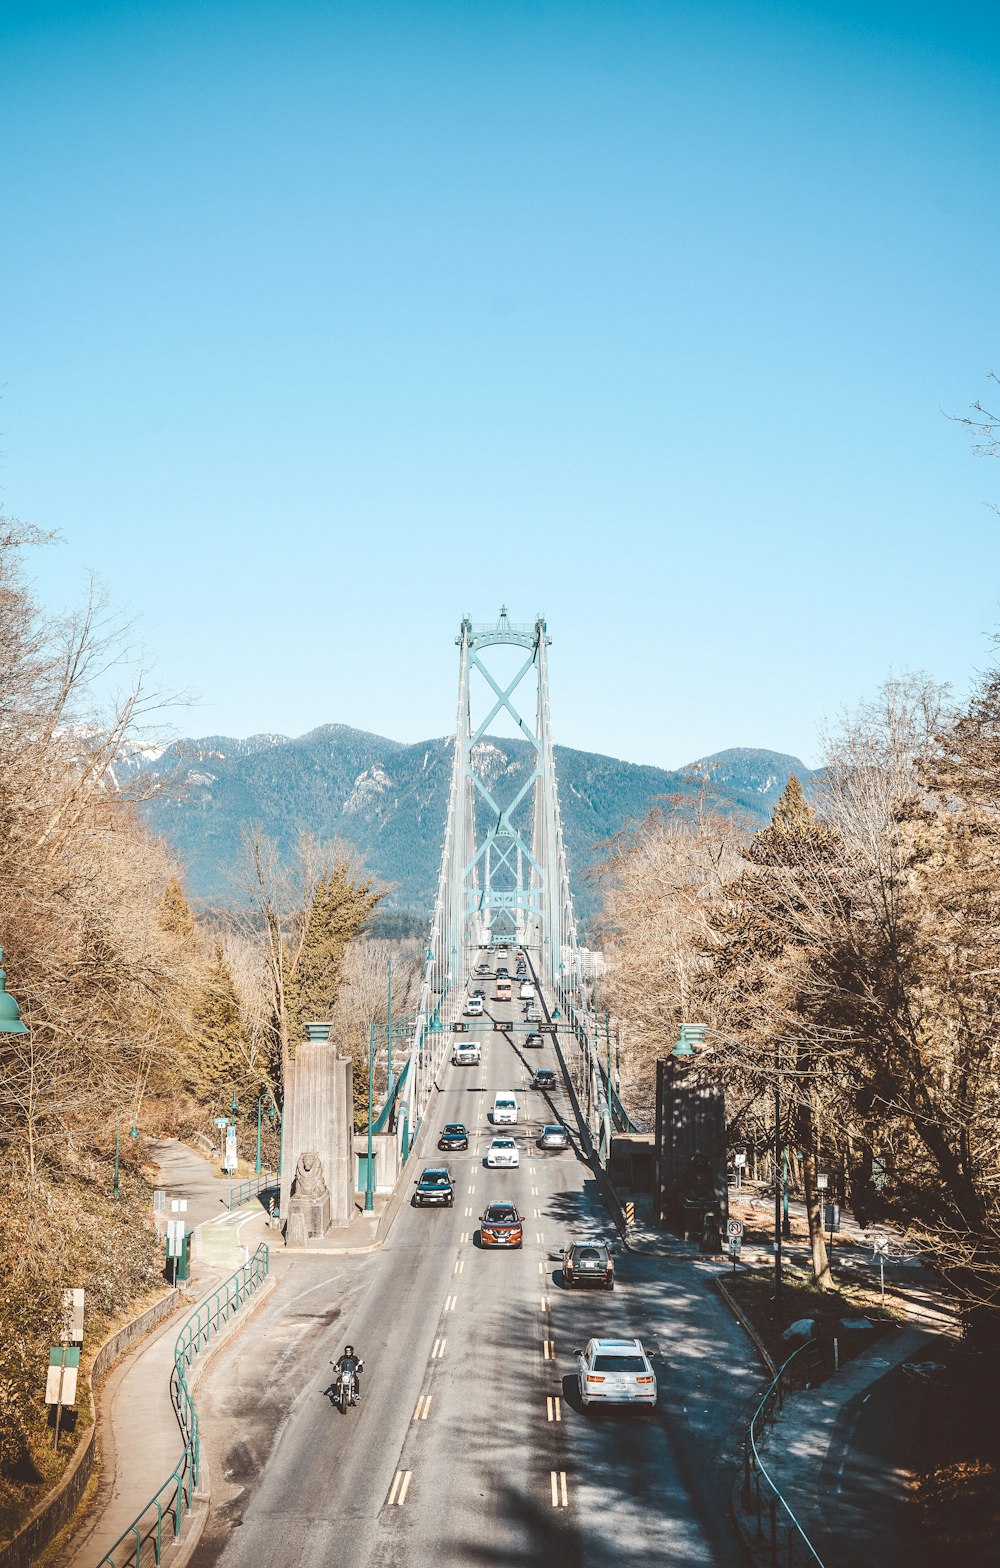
[337, 1365, 356, 1412]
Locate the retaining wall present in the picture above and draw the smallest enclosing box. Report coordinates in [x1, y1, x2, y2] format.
[0, 1290, 181, 1568]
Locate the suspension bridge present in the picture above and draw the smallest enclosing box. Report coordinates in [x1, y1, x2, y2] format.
[378, 608, 638, 1169]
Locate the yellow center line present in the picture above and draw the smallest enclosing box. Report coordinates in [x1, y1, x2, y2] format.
[398, 1470, 413, 1504]
[541, 1295, 551, 1311]
[550, 1471, 559, 1507]
[387, 1471, 403, 1506]
[560, 1471, 569, 1507]
[455, 1258, 465, 1273]
[542, 1338, 555, 1359]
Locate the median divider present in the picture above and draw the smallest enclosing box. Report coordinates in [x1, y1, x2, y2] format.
[95, 1242, 270, 1568]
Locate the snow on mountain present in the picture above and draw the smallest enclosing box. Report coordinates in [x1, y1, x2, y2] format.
[342, 765, 393, 815]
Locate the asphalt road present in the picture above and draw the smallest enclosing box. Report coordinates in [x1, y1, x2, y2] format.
[189, 951, 760, 1568]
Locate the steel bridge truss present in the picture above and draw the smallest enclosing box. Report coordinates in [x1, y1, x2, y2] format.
[393, 608, 631, 1168]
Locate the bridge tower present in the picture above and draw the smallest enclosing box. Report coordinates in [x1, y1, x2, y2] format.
[435, 607, 578, 982]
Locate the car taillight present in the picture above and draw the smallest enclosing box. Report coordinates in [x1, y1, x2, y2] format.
[637, 1376, 654, 1384]
[586, 1375, 605, 1383]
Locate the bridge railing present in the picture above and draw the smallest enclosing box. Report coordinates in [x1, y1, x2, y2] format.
[226, 1170, 277, 1211]
[739, 1343, 826, 1567]
[96, 1242, 270, 1568]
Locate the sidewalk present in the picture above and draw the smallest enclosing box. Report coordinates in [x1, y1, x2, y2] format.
[731, 1263, 959, 1567]
[54, 1142, 262, 1568]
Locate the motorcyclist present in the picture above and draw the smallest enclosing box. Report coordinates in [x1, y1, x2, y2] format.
[332, 1344, 364, 1404]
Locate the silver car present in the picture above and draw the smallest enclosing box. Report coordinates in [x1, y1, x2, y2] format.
[575, 1338, 657, 1409]
[537, 1123, 569, 1149]
[486, 1136, 519, 1169]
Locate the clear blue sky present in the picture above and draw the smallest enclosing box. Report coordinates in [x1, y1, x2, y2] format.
[2, 0, 998, 769]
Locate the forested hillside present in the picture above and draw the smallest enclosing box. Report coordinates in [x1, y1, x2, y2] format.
[139, 728, 815, 919]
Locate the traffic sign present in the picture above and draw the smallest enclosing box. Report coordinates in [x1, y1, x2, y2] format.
[872, 1232, 889, 1256]
[451, 1021, 468, 1032]
[727, 1218, 744, 1239]
[214, 1116, 229, 1127]
[493, 1021, 508, 1031]
[60, 1289, 84, 1344]
[538, 1022, 557, 1033]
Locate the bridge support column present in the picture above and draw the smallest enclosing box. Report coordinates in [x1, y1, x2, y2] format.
[280, 1024, 356, 1240]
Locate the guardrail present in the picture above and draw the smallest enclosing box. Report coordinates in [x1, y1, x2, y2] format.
[740, 1342, 826, 1568]
[226, 1170, 277, 1211]
[96, 1243, 270, 1568]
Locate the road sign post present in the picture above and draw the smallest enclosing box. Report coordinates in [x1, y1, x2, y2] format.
[727, 1217, 743, 1272]
[872, 1232, 889, 1304]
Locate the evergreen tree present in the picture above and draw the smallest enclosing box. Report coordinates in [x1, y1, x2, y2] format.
[158, 876, 195, 944]
[190, 944, 248, 1099]
[286, 861, 382, 1039]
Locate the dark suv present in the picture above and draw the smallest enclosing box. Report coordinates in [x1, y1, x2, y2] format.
[413, 1167, 454, 1207]
[562, 1240, 615, 1290]
[532, 1068, 557, 1090]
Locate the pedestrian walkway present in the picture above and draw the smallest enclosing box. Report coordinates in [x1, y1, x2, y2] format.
[55, 1140, 250, 1568]
[732, 1262, 959, 1568]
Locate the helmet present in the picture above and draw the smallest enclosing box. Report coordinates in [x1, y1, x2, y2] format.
[345, 1345, 354, 1357]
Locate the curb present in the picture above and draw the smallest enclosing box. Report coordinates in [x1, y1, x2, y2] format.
[715, 1276, 777, 1376]
[282, 1240, 382, 1257]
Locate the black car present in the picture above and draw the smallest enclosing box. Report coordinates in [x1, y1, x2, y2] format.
[562, 1240, 615, 1290]
[496, 967, 509, 979]
[525, 1032, 543, 1048]
[438, 1123, 469, 1151]
[532, 1068, 557, 1090]
[413, 1167, 455, 1206]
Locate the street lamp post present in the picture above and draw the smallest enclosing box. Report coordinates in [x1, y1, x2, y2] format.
[0, 950, 28, 1041]
[386, 957, 394, 1095]
[255, 1093, 277, 1174]
[365, 1020, 376, 1212]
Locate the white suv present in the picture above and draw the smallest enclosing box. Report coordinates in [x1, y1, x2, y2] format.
[464, 996, 484, 1017]
[575, 1338, 657, 1409]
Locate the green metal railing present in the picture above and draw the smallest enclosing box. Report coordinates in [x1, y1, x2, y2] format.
[226, 1169, 277, 1210]
[740, 1342, 826, 1567]
[96, 1242, 270, 1568]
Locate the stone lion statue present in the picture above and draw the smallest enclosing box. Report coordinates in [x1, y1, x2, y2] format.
[294, 1150, 328, 1198]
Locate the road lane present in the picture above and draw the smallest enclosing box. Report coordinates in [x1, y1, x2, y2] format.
[190, 946, 755, 1568]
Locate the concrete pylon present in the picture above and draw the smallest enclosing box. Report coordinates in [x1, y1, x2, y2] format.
[280, 1023, 355, 1239]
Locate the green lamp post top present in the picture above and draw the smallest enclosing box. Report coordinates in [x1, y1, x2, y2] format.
[0, 949, 28, 1036]
[672, 1023, 706, 1058]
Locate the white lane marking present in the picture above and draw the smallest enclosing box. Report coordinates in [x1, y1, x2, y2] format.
[468, 1184, 476, 1194]
[546, 1395, 562, 1423]
[533, 1208, 541, 1218]
[455, 1258, 465, 1274]
[543, 1338, 555, 1359]
[465, 1207, 473, 1217]
[560, 1471, 568, 1507]
[541, 1295, 551, 1311]
[432, 1337, 447, 1359]
[445, 1294, 457, 1311]
[461, 1231, 469, 1243]
[538, 1261, 545, 1275]
[531, 1186, 539, 1196]
[536, 1231, 544, 1243]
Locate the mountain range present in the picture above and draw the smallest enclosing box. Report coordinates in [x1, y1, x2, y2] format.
[135, 727, 817, 926]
